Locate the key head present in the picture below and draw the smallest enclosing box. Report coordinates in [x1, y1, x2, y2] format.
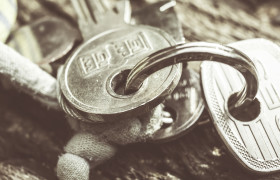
[201, 39, 280, 173]
[59, 25, 182, 122]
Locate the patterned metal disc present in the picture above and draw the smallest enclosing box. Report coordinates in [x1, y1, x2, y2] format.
[201, 39, 280, 173]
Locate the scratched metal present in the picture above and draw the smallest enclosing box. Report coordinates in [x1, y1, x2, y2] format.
[201, 39, 280, 173]
[60, 25, 182, 122]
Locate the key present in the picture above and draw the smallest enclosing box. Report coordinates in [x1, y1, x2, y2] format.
[201, 39, 280, 173]
[58, 0, 182, 122]
[7, 17, 80, 73]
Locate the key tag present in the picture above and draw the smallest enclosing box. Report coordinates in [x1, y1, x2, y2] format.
[201, 39, 280, 173]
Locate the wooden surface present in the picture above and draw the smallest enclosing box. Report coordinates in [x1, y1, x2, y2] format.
[1, 0, 280, 179]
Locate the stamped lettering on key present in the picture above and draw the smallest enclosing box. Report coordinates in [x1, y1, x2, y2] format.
[78, 48, 111, 76]
[112, 32, 151, 57]
[61, 25, 180, 122]
[77, 32, 151, 77]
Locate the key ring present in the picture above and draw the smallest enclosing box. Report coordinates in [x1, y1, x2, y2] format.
[125, 42, 259, 114]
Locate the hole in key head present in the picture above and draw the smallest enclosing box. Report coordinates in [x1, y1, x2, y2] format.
[160, 106, 177, 129]
[111, 69, 139, 96]
[227, 92, 261, 122]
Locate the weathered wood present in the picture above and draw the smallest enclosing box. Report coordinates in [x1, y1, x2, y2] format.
[2, 0, 280, 179]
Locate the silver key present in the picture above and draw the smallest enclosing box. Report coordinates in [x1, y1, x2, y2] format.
[58, 0, 182, 122]
[201, 39, 280, 173]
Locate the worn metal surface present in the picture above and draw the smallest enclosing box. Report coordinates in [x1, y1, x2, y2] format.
[2, 0, 280, 179]
[59, 25, 181, 122]
[202, 39, 280, 173]
[59, 0, 182, 122]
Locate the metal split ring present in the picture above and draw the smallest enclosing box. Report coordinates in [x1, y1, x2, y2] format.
[125, 42, 259, 112]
